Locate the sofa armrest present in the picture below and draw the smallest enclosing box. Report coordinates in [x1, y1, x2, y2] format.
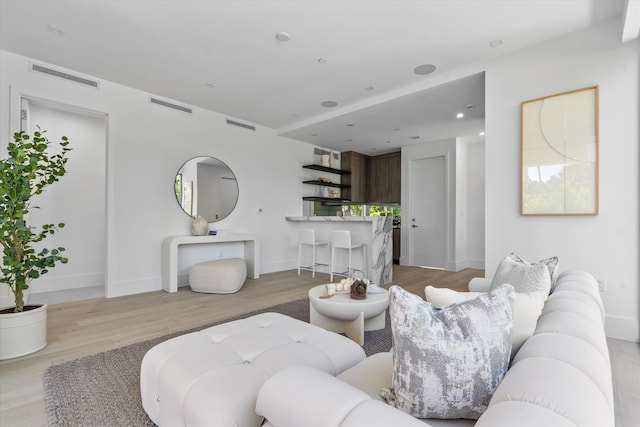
[468, 277, 492, 292]
[256, 366, 425, 427]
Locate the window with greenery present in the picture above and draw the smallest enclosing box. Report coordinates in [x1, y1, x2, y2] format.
[312, 202, 401, 219]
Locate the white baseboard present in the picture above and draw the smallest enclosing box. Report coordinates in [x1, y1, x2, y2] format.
[106, 276, 159, 298]
[261, 260, 301, 275]
[446, 259, 485, 272]
[466, 259, 485, 270]
[29, 272, 104, 293]
[605, 315, 640, 343]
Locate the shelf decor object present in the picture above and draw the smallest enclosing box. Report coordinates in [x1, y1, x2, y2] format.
[520, 85, 599, 215]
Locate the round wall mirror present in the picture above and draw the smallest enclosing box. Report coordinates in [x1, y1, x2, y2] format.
[174, 156, 239, 222]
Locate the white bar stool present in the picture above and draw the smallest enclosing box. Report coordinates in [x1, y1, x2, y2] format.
[297, 229, 330, 278]
[330, 230, 367, 282]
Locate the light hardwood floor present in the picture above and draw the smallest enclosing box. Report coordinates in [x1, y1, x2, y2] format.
[0, 266, 637, 426]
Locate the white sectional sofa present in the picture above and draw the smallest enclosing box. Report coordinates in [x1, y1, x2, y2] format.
[256, 271, 615, 427]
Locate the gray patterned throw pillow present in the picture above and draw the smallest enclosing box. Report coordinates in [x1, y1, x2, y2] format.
[381, 284, 514, 419]
[490, 253, 557, 294]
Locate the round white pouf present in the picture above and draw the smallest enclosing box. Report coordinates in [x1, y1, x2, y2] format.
[189, 258, 247, 294]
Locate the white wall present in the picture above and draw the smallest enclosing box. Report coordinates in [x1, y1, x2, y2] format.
[455, 140, 468, 269]
[466, 142, 485, 268]
[484, 20, 639, 341]
[0, 50, 317, 299]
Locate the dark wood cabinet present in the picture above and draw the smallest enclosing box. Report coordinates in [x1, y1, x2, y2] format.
[393, 227, 400, 263]
[341, 150, 400, 203]
[341, 151, 369, 203]
[369, 151, 401, 203]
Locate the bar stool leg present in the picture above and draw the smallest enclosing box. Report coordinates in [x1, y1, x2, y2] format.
[330, 246, 335, 282]
[311, 244, 316, 278]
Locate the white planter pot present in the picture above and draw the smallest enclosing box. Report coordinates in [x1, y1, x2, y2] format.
[0, 304, 47, 360]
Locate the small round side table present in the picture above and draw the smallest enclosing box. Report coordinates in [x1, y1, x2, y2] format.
[308, 284, 389, 346]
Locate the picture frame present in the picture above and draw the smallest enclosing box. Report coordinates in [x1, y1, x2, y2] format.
[520, 85, 599, 215]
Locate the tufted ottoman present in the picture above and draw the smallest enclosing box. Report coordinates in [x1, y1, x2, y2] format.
[189, 258, 247, 294]
[140, 312, 366, 427]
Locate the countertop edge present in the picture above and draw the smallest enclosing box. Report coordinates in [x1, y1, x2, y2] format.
[285, 216, 390, 223]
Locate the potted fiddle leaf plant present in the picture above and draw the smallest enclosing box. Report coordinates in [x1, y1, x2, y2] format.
[0, 128, 71, 359]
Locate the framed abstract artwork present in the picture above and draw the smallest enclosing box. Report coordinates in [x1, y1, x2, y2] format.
[520, 85, 599, 215]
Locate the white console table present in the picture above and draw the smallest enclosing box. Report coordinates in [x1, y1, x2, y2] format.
[162, 234, 259, 293]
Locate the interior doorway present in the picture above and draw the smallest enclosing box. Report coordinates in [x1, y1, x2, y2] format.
[20, 97, 108, 299]
[408, 155, 446, 269]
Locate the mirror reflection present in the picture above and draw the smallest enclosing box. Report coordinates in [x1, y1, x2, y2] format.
[174, 156, 239, 222]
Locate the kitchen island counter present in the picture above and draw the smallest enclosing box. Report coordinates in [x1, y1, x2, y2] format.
[285, 216, 392, 285]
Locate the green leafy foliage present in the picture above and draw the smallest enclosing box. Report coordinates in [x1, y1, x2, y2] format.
[0, 128, 71, 312]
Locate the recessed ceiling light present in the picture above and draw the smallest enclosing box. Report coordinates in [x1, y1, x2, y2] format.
[413, 64, 437, 75]
[393, 128, 401, 132]
[409, 135, 420, 140]
[321, 101, 338, 108]
[386, 141, 392, 144]
[310, 133, 318, 137]
[456, 113, 464, 118]
[275, 32, 291, 42]
[318, 58, 327, 64]
[347, 138, 353, 142]
[479, 131, 485, 136]
[203, 82, 216, 88]
[465, 104, 476, 109]
[364, 86, 375, 92]
[490, 39, 503, 48]
[346, 123, 355, 127]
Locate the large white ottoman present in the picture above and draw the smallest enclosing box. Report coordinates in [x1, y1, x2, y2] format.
[140, 312, 366, 427]
[189, 258, 247, 294]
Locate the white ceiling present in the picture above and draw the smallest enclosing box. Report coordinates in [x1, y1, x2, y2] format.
[0, 0, 632, 155]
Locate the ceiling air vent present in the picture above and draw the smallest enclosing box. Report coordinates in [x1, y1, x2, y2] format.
[149, 97, 192, 114]
[31, 63, 99, 88]
[226, 119, 256, 131]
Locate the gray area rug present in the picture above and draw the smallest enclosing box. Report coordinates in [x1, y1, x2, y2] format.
[43, 297, 391, 427]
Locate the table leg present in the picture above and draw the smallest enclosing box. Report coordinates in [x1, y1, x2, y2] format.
[364, 311, 386, 331]
[309, 305, 365, 346]
[343, 312, 365, 346]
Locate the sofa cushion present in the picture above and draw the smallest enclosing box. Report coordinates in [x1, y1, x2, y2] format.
[256, 366, 425, 427]
[424, 285, 545, 356]
[490, 253, 556, 294]
[381, 285, 514, 419]
[475, 270, 614, 427]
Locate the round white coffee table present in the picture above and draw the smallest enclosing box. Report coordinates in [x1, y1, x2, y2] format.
[308, 284, 389, 346]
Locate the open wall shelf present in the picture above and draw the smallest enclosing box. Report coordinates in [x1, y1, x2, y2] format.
[302, 196, 350, 203]
[302, 164, 350, 175]
[302, 180, 351, 189]
[302, 163, 351, 203]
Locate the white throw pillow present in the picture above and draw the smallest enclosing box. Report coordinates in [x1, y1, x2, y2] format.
[381, 284, 514, 419]
[424, 285, 545, 356]
[491, 253, 557, 295]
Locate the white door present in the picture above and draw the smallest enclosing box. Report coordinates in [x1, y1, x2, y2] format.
[22, 98, 108, 296]
[409, 156, 446, 268]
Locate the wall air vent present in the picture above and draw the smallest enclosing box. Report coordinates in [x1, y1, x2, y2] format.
[31, 63, 99, 88]
[225, 119, 256, 131]
[149, 97, 192, 114]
